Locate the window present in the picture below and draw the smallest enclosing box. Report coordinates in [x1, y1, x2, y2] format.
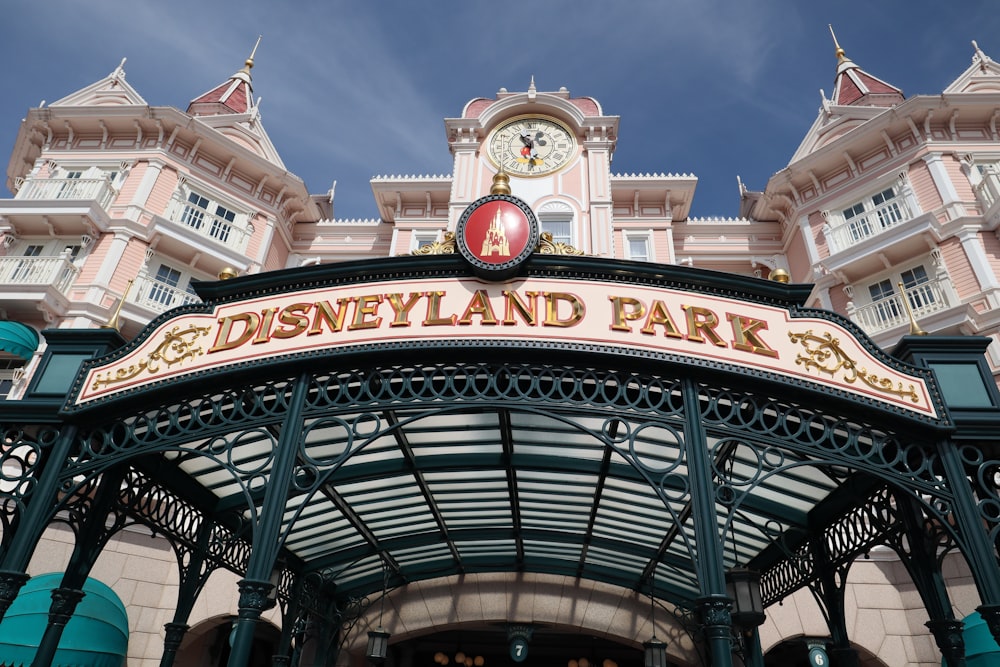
[148, 264, 183, 307]
[857, 262, 945, 331]
[841, 185, 904, 241]
[867, 279, 900, 324]
[0, 355, 26, 400]
[900, 265, 936, 311]
[541, 220, 572, 246]
[57, 170, 83, 198]
[177, 188, 244, 244]
[625, 234, 652, 262]
[410, 232, 439, 252]
[11, 245, 43, 282]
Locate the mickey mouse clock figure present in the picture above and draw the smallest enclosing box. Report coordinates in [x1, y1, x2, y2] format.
[486, 115, 576, 177]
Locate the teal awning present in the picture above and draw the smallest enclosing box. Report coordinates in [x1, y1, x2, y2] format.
[942, 612, 1000, 666]
[0, 321, 38, 360]
[0, 573, 128, 667]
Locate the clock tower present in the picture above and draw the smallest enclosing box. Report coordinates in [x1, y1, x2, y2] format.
[444, 78, 619, 256]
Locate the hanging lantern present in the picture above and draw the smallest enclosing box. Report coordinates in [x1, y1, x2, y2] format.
[726, 568, 765, 629]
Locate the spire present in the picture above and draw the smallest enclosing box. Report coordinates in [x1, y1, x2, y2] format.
[827, 25, 903, 107]
[187, 37, 261, 116]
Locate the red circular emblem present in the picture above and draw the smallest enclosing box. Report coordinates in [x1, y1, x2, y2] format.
[456, 195, 539, 279]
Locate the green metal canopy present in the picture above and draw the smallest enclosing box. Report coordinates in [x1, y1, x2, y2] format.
[0, 573, 128, 667]
[0, 321, 38, 360]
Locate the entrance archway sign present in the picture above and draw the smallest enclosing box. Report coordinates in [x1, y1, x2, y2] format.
[68, 255, 940, 420]
[4, 253, 1000, 667]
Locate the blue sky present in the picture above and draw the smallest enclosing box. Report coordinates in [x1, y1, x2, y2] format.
[2, 1, 998, 218]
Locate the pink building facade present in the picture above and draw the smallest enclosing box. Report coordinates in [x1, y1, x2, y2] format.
[1, 38, 999, 667]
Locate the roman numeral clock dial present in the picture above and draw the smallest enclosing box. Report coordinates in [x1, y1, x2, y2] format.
[486, 115, 577, 177]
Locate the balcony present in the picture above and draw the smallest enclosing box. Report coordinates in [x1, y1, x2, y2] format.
[974, 166, 1000, 211]
[0, 254, 79, 293]
[15, 177, 118, 209]
[163, 195, 252, 254]
[848, 278, 951, 334]
[825, 196, 912, 254]
[127, 274, 201, 315]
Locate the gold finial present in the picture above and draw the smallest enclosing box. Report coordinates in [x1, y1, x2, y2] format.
[242, 35, 262, 73]
[218, 267, 239, 280]
[102, 279, 134, 330]
[898, 282, 928, 335]
[490, 169, 511, 196]
[829, 25, 846, 62]
[768, 268, 790, 284]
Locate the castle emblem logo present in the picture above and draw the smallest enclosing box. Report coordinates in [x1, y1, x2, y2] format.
[480, 206, 511, 257]
[456, 194, 539, 280]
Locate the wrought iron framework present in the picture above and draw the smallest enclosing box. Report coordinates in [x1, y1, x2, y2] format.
[1, 256, 998, 667]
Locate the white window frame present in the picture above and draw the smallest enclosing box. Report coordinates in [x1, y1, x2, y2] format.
[138, 255, 206, 310]
[623, 231, 655, 262]
[410, 231, 440, 252]
[538, 201, 576, 248]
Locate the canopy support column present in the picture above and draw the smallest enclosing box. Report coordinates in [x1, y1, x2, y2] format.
[160, 519, 218, 667]
[228, 373, 310, 667]
[0, 425, 78, 622]
[682, 379, 733, 667]
[809, 534, 859, 667]
[938, 437, 1000, 647]
[894, 491, 966, 667]
[33, 465, 126, 667]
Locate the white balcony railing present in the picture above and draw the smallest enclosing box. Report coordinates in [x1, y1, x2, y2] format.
[849, 279, 951, 334]
[128, 274, 201, 314]
[14, 177, 118, 209]
[974, 166, 1000, 210]
[825, 196, 912, 254]
[164, 195, 252, 253]
[0, 254, 79, 293]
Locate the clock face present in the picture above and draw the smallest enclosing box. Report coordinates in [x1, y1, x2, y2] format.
[487, 115, 576, 177]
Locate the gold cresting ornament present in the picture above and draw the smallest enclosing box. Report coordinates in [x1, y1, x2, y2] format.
[218, 267, 239, 280]
[90, 324, 212, 390]
[788, 329, 920, 403]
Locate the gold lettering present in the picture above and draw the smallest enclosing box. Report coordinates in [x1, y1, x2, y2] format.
[386, 292, 424, 327]
[503, 290, 539, 326]
[208, 312, 259, 353]
[252, 308, 278, 344]
[544, 292, 585, 327]
[458, 290, 499, 325]
[608, 296, 646, 332]
[308, 299, 353, 335]
[349, 294, 383, 331]
[272, 303, 312, 339]
[727, 313, 779, 358]
[423, 291, 457, 326]
[682, 305, 728, 347]
[640, 300, 683, 337]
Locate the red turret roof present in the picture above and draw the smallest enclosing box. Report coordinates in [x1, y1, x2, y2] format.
[829, 30, 903, 107]
[187, 51, 256, 116]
